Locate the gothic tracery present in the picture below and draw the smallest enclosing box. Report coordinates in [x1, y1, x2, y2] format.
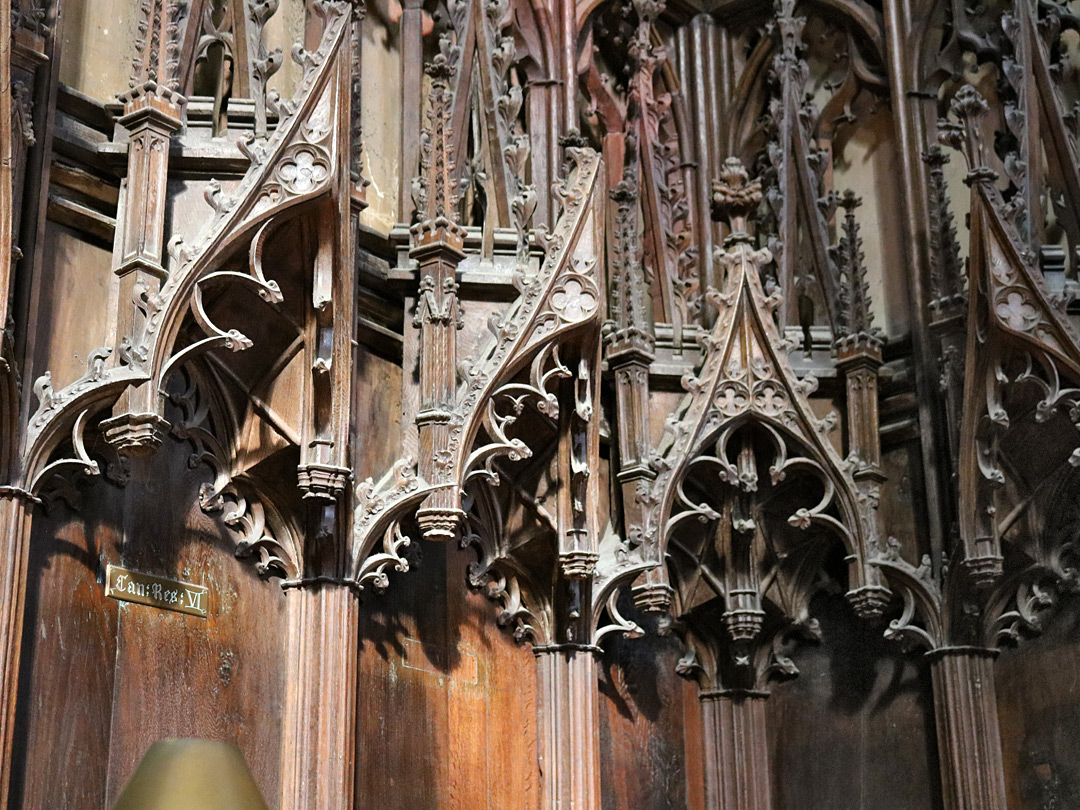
[3, 0, 1080, 808]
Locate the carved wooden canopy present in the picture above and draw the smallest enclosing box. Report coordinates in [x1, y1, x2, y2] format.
[3, 0, 1080, 809]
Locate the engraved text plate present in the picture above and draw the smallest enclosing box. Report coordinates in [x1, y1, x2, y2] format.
[105, 564, 209, 618]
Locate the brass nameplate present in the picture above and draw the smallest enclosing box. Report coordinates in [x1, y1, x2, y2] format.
[106, 564, 208, 618]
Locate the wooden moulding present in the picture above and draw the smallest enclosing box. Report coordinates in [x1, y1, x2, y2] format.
[699, 689, 772, 810]
[927, 648, 1007, 810]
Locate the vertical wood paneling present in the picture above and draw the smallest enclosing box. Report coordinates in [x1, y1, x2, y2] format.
[103, 441, 287, 807]
[355, 540, 538, 810]
[11, 484, 121, 810]
[598, 631, 690, 810]
[768, 595, 941, 810]
[996, 595, 1080, 809]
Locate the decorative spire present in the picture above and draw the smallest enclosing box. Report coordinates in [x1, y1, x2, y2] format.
[249, 0, 284, 139]
[482, 0, 536, 265]
[627, 0, 665, 75]
[608, 141, 652, 344]
[923, 146, 965, 308]
[129, 0, 189, 94]
[411, 44, 467, 252]
[772, 0, 807, 84]
[832, 190, 877, 338]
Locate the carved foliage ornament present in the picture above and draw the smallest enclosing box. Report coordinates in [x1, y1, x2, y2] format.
[26, 2, 354, 464]
[875, 83, 1080, 652]
[353, 148, 606, 604]
[624, 159, 890, 645]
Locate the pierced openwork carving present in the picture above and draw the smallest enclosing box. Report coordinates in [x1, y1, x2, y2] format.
[618, 159, 889, 632]
[9, 3, 1080, 810]
[168, 368, 300, 579]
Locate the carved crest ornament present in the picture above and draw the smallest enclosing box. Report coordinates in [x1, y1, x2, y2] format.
[3, 0, 1080, 808]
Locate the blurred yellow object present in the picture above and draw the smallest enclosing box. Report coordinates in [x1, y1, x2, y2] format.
[112, 739, 268, 810]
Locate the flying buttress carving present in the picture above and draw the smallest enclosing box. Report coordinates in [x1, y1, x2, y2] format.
[151, 1, 349, 379]
[413, 144, 605, 539]
[939, 85, 1080, 587]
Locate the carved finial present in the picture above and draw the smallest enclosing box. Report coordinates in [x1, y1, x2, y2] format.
[711, 157, 763, 240]
[349, 2, 369, 196]
[938, 85, 998, 185]
[922, 146, 965, 307]
[411, 43, 467, 251]
[832, 190, 876, 337]
[773, 0, 807, 77]
[129, 0, 189, 93]
[32, 371, 56, 413]
[627, 0, 665, 72]
[608, 149, 652, 344]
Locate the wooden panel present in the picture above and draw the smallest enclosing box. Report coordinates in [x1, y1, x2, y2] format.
[598, 629, 692, 810]
[353, 346, 403, 482]
[102, 436, 287, 807]
[11, 477, 122, 810]
[30, 223, 112, 390]
[997, 594, 1080, 809]
[355, 534, 450, 810]
[768, 595, 942, 810]
[683, 676, 705, 810]
[355, 540, 539, 810]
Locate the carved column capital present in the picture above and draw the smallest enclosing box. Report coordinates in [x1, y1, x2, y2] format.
[415, 500, 466, 542]
[846, 585, 892, 618]
[117, 83, 186, 133]
[99, 411, 171, 457]
[605, 327, 655, 367]
[834, 332, 884, 368]
[630, 577, 674, 613]
[297, 464, 352, 502]
[961, 553, 1005, 590]
[0, 486, 40, 506]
